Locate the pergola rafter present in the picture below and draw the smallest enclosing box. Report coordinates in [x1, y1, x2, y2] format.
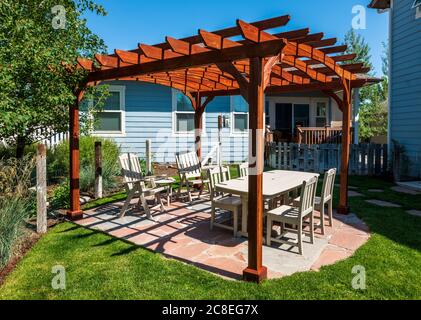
[68, 15, 378, 284]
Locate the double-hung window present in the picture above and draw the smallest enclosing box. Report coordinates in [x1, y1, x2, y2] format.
[94, 85, 125, 136]
[173, 90, 195, 134]
[315, 101, 327, 127]
[231, 96, 248, 134]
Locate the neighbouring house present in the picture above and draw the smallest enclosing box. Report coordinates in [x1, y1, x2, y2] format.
[91, 80, 360, 163]
[369, 0, 421, 179]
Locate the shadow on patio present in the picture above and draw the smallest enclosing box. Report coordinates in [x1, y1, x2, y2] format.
[74, 198, 370, 280]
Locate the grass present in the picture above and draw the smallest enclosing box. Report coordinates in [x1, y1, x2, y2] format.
[1, 175, 421, 299]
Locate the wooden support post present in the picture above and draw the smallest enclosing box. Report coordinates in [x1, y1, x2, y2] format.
[36, 143, 47, 234]
[243, 57, 267, 283]
[337, 80, 352, 215]
[145, 139, 152, 175]
[67, 91, 84, 220]
[94, 141, 103, 199]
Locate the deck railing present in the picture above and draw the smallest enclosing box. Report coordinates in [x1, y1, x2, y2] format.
[267, 142, 388, 176]
[296, 126, 354, 145]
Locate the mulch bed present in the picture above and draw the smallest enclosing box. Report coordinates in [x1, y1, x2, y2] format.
[0, 216, 62, 286]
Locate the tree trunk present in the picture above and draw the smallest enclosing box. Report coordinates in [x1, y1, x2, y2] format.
[15, 136, 26, 159]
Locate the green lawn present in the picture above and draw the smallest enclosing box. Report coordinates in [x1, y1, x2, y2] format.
[1, 176, 421, 300]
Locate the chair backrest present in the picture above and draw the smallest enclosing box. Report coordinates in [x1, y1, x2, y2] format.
[220, 166, 231, 182]
[175, 151, 202, 179]
[321, 168, 336, 202]
[237, 162, 249, 178]
[207, 166, 230, 199]
[119, 153, 144, 191]
[298, 176, 319, 217]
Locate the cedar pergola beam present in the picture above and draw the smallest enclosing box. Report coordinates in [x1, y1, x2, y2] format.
[87, 39, 286, 82]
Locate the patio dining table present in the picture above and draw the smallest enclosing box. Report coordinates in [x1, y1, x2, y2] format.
[215, 170, 319, 237]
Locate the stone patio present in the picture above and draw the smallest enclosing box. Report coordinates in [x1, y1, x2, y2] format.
[75, 198, 370, 280]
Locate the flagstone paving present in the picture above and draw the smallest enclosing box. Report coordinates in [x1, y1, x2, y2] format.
[365, 199, 402, 208]
[348, 191, 364, 197]
[75, 199, 370, 280]
[392, 186, 421, 195]
[407, 210, 421, 218]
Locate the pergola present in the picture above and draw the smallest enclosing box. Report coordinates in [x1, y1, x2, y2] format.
[68, 15, 376, 283]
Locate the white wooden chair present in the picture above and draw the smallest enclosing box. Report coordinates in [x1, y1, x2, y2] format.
[266, 176, 318, 255]
[175, 151, 206, 203]
[208, 166, 242, 237]
[293, 168, 336, 234]
[236, 162, 249, 178]
[118, 153, 166, 219]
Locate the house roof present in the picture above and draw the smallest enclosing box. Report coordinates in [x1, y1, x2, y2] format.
[76, 15, 376, 100]
[368, 0, 391, 9]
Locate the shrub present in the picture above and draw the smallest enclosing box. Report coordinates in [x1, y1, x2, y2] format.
[48, 136, 120, 193]
[0, 198, 31, 268]
[50, 180, 70, 210]
[0, 156, 35, 269]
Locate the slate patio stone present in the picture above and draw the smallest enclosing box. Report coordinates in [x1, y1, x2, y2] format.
[348, 190, 363, 197]
[407, 210, 421, 217]
[365, 199, 402, 208]
[392, 186, 421, 195]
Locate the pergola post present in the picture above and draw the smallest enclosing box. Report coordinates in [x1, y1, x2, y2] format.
[337, 80, 352, 215]
[243, 57, 267, 283]
[67, 90, 84, 221]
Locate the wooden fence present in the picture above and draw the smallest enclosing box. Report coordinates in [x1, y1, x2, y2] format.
[267, 143, 388, 176]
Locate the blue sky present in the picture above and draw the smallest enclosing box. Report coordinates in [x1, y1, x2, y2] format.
[84, 0, 389, 76]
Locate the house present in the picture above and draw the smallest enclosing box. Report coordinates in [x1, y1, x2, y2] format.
[93, 80, 357, 163]
[369, 0, 421, 179]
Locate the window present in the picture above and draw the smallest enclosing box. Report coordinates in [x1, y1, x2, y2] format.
[316, 102, 327, 127]
[94, 86, 125, 135]
[231, 96, 248, 133]
[265, 101, 270, 128]
[173, 90, 195, 133]
[412, 0, 421, 9]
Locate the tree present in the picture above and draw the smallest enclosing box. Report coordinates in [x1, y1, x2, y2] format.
[0, 0, 108, 158]
[343, 29, 388, 142]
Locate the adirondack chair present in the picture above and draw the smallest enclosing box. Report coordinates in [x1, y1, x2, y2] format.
[118, 153, 166, 218]
[175, 151, 206, 203]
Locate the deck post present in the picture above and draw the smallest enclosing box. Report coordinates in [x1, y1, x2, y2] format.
[67, 90, 84, 220]
[243, 57, 267, 283]
[337, 80, 352, 215]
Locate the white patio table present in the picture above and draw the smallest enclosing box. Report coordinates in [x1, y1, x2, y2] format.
[215, 170, 319, 237]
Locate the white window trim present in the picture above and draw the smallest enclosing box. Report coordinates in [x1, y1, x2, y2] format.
[171, 89, 206, 137]
[416, 6, 421, 19]
[230, 96, 249, 136]
[92, 85, 126, 137]
[314, 100, 329, 127]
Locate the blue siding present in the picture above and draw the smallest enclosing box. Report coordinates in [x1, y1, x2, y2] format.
[107, 81, 248, 163]
[101, 81, 334, 164]
[390, 0, 421, 177]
